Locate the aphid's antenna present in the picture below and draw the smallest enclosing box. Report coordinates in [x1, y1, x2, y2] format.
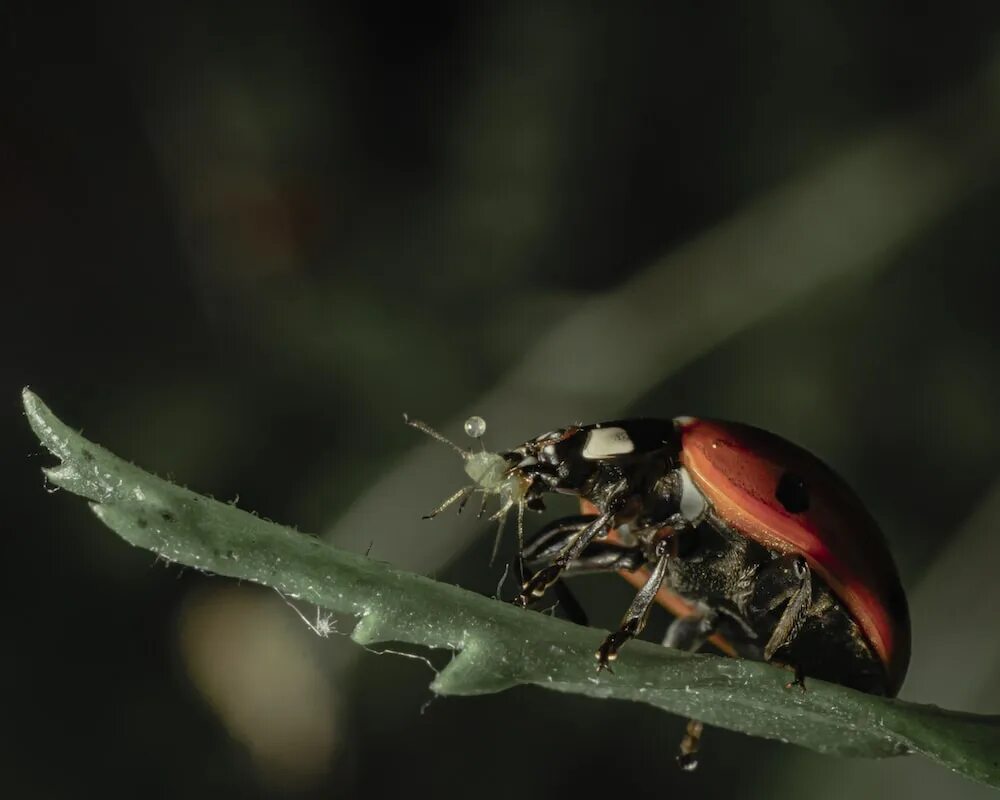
[403, 413, 468, 458]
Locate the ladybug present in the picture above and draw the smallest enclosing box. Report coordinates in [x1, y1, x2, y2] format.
[406, 415, 910, 762]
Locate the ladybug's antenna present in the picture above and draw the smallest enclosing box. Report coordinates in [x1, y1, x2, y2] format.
[403, 414, 468, 458]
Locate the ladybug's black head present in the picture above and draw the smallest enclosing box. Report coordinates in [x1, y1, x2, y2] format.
[502, 420, 681, 498]
[500, 425, 598, 497]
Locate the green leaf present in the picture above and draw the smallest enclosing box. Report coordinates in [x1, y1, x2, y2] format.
[22, 389, 1000, 789]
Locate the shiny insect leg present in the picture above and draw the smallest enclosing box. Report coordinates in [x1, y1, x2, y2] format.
[677, 719, 705, 771]
[595, 537, 672, 671]
[522, 514, 648, 624]
[521, 515, 645, 575]
[515, 485, 628, 605]
[519, 515, 646, 625]
[662, 604, 719, 651]
[759, 554, 813, 664]
[661, 606, 719, 771]
[421, 485, 475, 519]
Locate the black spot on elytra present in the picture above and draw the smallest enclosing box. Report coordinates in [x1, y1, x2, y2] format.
[775, 472, 809, 513]
[81, 449, 94, 462]
[136, 517, 148, 529]
[160, 510, 176, 523]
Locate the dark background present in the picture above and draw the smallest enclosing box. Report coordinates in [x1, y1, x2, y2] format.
[5, 3, 1000, 798]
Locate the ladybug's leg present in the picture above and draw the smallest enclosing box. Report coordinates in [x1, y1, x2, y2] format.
[521, 515, 644, 575]
[759, 555, 812, 662]
[515, 484, 628, 606]
[662, 605, 718, 651]
[520, 515, 646, 626]
[677, 719, 705, 771]
[661, 608, 718, 771]
[595, 537, 671, 671]
[521, 515, 598, 571]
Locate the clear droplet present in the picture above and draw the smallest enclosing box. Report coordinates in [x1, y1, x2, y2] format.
[464, 415, 487, 439]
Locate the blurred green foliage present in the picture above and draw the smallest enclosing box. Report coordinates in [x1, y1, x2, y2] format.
[7, 3, 1000, 798]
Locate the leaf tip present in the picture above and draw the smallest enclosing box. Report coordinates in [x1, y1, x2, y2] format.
[22, 388, 75, 462]
[22, 387, 45, 427]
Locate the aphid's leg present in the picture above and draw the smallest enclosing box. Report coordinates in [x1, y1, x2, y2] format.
[516, 486, 627, 605]
[476, 490, 490, 519]
[489, 503, 509, 565]
[456, 489, 474, 515]
[486, 496, 530, 566]
[422, 485, 475, 519]
[520, 515, 646, 626]
[403, 415, 467, 456]
[596, 537, 671, 671]
[761, 554, 812, 664]
[515, 500, 526, 577]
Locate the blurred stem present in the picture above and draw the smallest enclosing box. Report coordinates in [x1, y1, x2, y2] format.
[325, 51, 1000, 576]
[23, 389, 1000, 788]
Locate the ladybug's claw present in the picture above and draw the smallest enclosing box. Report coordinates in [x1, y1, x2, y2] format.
[593, 545, 670, 671]
[676, 719, 704, 771]
[595, 625, 637, 671]
[595, 636, 619, 672]
[516, 563, 564, 605]
[785, 664, 807, 692]
[676, 753, 699, 771]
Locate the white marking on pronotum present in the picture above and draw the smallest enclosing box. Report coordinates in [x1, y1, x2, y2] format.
[582, 426, 634, 459]
[677, 465, 708, 523]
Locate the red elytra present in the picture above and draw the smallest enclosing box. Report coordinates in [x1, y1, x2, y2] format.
[582, 418, 910, 695]
[587, 418, 911, 696]
[679, 418, 910, 694]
